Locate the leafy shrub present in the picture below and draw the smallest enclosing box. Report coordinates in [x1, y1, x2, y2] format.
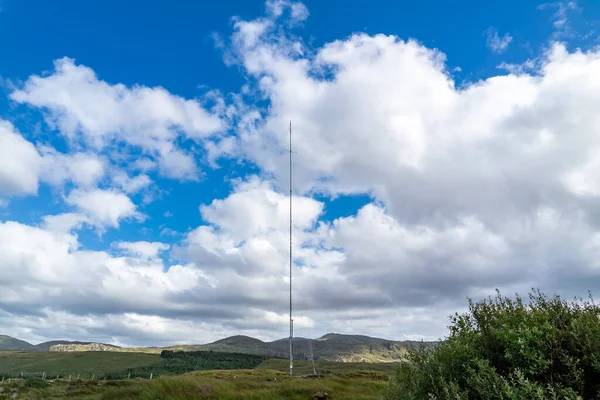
[386, 289, 600, 400]
[24, 377, 49, 388]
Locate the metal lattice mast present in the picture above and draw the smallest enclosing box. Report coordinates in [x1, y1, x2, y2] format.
[289, 120, 294, 377]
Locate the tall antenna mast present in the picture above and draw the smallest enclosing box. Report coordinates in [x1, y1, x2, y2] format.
[289, 120, 294, 377]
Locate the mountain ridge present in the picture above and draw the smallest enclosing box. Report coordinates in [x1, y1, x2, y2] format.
[0, 333, 438, 362]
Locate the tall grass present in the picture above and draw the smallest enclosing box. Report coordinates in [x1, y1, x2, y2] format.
[8, 369, 388, 400]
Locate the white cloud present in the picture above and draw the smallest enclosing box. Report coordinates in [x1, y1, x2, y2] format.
[266, 0, 308, 24]
[114, 241, 170, 259]
[200, 177, 323, 239]
[497, 59, 537, 74]
[160, 227, 179, 236]
[0, 120, 41, 197]
[133, 157, 157, 172]
[0, 216, 317, 345]
[183, 5, 600, 338]
[5, 0, 600, 346]
[3, 170, 600, 344]
[111, 172, 152, 194]
[10, 57, 225, 180]
[538, 1, 580, 33]
[39, 146, 105, 188]
[485, 27, 513, 54]
[65, 188, 141, 229]
[42, 213, 89, 234]
[222, 18, 600, 231]
[157, 144, 199, 180]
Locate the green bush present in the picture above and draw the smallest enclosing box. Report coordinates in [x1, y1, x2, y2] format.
[386, 289, 600, 400]
[24, 377, 50, 388]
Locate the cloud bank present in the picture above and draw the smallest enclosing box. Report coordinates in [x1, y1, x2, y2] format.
[1, 0, 600, 346]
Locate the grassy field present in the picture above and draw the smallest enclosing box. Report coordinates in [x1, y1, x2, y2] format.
[0, 369, 389, 399]
[0, 352, 160, 378]
[258, 358, 399, 376]
[0, 351, 397, 399]
[0, 350, 399, 378]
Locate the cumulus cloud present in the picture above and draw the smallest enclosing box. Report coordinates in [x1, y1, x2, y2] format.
[111, 172, 152, 194]
[42, 213, 89, 234]
[4, 0, 600, 346]
[219, 12, 600, 233]
[4, 171, 600, 345]
[0, 212, 318, 345]
[10, 57, 225, 180]
[200, 177, 323, 238]
[193, 2, 600, 336]
[114, 241, 170, 259]
[65, 188, 141, 229]
[38, 146, 105, 188]
[0, 120, 41, 197]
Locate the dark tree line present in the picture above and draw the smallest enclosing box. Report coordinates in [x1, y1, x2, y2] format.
[103, 350, 268, 379]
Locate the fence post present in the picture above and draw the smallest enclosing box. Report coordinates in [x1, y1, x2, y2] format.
[127, 373, 130, 379]
[1, 376, 4, 383]
[91, 374, 95, 381]
[21, 372, 23, 379]
[149, 373, 153, 380]
[77, 374, 80, 380]
[42, 372, 46, 380]
[69, 375, 71, 382]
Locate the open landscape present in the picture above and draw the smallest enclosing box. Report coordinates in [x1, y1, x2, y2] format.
[3, 0, 600, 398]
[0, 369, 389, 400]
[0, 334, 401, 399]
[0, 350, 399, 380]
[3, 291, 600, 398]
[0, 333, 407, 398]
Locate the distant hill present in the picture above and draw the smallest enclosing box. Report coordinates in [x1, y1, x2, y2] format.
[1, 333, 438, 363]
[0, 335, 36, 351]
[48, 343, 121, 352]
[163, 333, 438, 362]
[36, 340, 98, 351]
[0, 336, 120, 352]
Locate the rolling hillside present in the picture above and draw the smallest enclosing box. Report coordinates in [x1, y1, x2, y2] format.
[0, 337, 118, 352]
[35, 340, 113, 351]
[0, 335, 36, 351]
[0, 333, 437, 362]
[196, 333, 423, 362]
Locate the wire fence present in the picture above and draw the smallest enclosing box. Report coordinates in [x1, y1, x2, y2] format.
[0, 371, 159, 383]
[0, 350, 274, 383]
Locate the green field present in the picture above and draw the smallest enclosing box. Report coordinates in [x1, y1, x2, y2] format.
[258, 358, 399, 376]
[0, 352, 160, 379]
[0, 351, 399, 379]
[0, 369, 389, 400]
[0, 351, 396, 399]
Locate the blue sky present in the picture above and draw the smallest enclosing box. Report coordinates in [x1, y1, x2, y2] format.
[1, 0, 600, 346]
[0, 0, 593, 247]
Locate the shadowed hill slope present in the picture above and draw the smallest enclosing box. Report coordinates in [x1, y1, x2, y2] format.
[0, 335, 36, 351]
